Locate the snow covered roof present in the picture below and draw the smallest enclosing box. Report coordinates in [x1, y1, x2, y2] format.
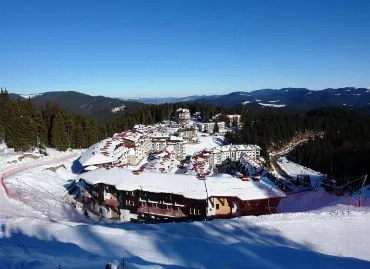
[211, 144, 261, 153]
[84, 165, 99, 171]
[81, 168, 286, 201]
[169, 136, 183, 142]
[79, 139, 118, 167]
[121, 130, 148, 143]
[79, 136, 130, 167]
[176, 108, 190, 113]
[150, 132, 170, 139]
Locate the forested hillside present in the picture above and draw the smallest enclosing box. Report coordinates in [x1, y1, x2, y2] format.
[0, 90, 105, 151]
[1, 90, 237, 151]
[225, 107, 370, 179]
[3, 88, 370, 179]
[10, 91, 145, 122]
[105, 102, 237, 135]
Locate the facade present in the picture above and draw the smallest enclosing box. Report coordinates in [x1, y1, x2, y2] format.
[208, 145, 261, 167]
[178, 126, 198, 141]
[150, 132, 170, 153]
[168, 136, 187, 160]
[207, 196, 281, 218]
[122, 131, 152, 165]
[78, 167, 286, 222]
[226, 114, 241, 126]
[176, 108, 191, 123]
[81, 182, 206, 222]
[81, 180, 283, 222]
[149, 133, 187, 160]
[197, 122, 226, 133]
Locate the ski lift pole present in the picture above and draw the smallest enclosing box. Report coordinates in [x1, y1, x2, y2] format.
[359, 175, 367, 207]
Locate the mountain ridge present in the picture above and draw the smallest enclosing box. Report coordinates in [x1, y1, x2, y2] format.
[10, 87, 370, 119]
[10, 91, 146, 122]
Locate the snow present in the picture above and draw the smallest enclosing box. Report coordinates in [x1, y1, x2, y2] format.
[1, 145, 370, 269]
[276, 156, 324, 186]
[186, 134, 224, 155]
[79, 137, 129, 167]
[242, 101, 250, 105]
[111, 105, 126, 113]
[81, 167, 286, 201]
[268, 100, 280, 103]
[258, 103, 286, 108]
[19, 93, 42, 99]
[1, 208, 370, 268]
[278, 188, 370, 213]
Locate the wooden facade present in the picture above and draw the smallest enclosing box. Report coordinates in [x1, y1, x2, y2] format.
[81, 181, 283, 222]
[82, 182, 206, 222]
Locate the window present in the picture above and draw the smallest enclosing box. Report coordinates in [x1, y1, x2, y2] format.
[216, 204, 219, 210]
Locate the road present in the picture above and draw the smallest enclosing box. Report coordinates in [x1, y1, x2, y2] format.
[270, 154, 293, 179]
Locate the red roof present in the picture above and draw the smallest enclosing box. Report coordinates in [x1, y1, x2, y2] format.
[104, 199, 120, 207]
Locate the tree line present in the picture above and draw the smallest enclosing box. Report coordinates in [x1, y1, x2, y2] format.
[0, 89, 237, 151]
[3, 87, 368, 179]
[105, 102, 237, 135]
[224, 106, 370, 179]
[0, 89, 104, 151]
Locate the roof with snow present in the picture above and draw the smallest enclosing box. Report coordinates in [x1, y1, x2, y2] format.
[81, 167, 286, 201]
[79, 137, 130, 167]
[211, 144, 261, 153]
[176, 108, 190, 113]
[121, 130, 148, 143]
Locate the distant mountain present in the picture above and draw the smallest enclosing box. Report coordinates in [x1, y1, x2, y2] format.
[193, 87, 370, 111]
[11, 91, 145, 121]
[124, 95, 216, 104]
[11, 88, 370, 121]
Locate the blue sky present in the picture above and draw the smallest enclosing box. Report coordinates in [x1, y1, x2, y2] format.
[1, 0, 370, 97]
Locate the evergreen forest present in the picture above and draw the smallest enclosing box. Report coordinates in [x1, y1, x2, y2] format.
[1, 89, 370, 179]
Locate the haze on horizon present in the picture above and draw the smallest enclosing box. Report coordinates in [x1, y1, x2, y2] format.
[2, 0, 370, 98]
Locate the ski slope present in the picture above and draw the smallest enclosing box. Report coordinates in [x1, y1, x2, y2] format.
[1, 210, 370, 268]
[0, 146, 370, 268]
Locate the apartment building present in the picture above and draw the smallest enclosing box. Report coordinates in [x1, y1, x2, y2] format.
[226, 114, 241, 126]
[150, 132, 170, 153]
[176, 108, 191, 123]
[207, 144, 261, 167]
[197, 122, 226, 133]
[178, 126, 198, 141]
[122, 131, 152, 165]
[169, 136, 187, 160]
[79, 167, 286, 222]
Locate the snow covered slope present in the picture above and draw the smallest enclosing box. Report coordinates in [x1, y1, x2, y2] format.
[278, 188, 370, 213]
[1, 146, 370, 269]
[1, 211, 370, 269]
[277, 156, 324, 186]
[186, 134, 224, 155]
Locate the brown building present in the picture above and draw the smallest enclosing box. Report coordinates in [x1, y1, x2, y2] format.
[78, 167, 286, 222]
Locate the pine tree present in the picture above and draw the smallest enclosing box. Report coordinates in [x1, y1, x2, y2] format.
[213, 121, 219, 134]
[50, 106, 69, 151]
